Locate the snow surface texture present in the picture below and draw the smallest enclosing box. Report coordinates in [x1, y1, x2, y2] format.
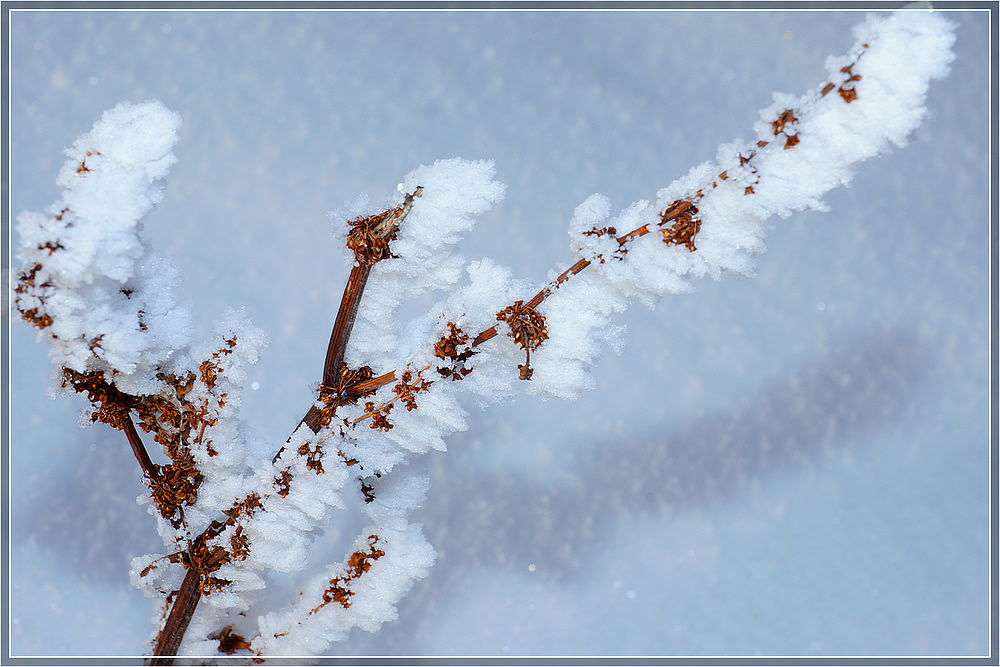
[9, 5, 984, 653]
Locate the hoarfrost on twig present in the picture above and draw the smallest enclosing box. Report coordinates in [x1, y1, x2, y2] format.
[11, 7, 955, 659]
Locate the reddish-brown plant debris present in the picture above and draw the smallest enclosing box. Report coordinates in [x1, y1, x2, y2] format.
[238, 495, 263, 516]
[771, 108, 796, 136]
[310, 535, 386, 614]
[86, 334, 105, 354]
[135, 340, 239, 523]
[328, 363, 376, 402]
[360, 479, 377, 503]
[149, 523, 235, 602]
[582, 225, 618, 238]
[659, 198, 703, 252]
[149, 457, 202, 528]
[273, 469, 293, 498]
[434, 322, 477, 380]
[363, 399, 394, 432]
[297, 441, 326, 474]
[177, 536, 232, 596]
[838, 63, 862, 103]
[345, 187, 423, 266]
[76, 149, 101, 174]
[580, 225, 620, 263]
[296, 363, 379, 437]
[209, 625, 253, 655]
[771, 108, 801, 149]
[345, 212, 398, 265]
[15, 262, 44, 289]
[62, 368, 137, 430]
[38, 240, 65, 255]
[393, 366, 433, 412]
[131, 368, 227, 525]
[223, 492, 264, 522]
[199, 335, 237, 392]
[13, 263, 54, 329]
[337, 449, 360, 467]
[18, 308, 54, 329]
[229, 525, 251, 562]
[496, 300, 549, 380]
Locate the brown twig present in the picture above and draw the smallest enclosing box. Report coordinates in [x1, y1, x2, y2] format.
[319, 188, 423, 400]
[124, 415, 159, 484]
[323, 264, 373, 389]
[148, 567, 201, 664]
[277, 190, 423, 452]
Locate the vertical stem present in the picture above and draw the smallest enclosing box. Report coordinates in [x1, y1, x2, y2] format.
[148, 568, 201, 664]
[322, 263, 372, 388]
[321, 186, 421, 388]
[275, 264, 372, 450]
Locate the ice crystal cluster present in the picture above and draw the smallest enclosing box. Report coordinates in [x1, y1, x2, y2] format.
[11, 8, 955, 659]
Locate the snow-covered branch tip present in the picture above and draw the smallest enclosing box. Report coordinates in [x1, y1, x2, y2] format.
[11, 8, 954, 660]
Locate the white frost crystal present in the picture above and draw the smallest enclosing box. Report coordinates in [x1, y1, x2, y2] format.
[14, 100, 190, 394]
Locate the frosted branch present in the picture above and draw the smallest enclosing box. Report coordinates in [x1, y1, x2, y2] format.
[11, 8, 955, 660]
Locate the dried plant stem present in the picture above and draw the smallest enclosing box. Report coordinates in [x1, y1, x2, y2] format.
[124, 415, 159, 483]
[148, 568, 201, 664]
[344, 370, 395, 397]
[114, 412, 199, 664]
[323, 263, 373, 388]
[473, 221, 652, 346]
[287, 263, 376, 437]
[281, 191, 425, 450]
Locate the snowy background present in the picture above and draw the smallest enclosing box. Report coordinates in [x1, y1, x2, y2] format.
[7, 7, 990, 657]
